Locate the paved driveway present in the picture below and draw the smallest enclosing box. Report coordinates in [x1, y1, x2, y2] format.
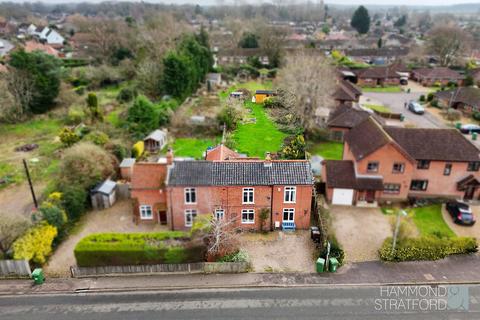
[442, 204, 480, 239]
[240, 231, 315, 273]
[362, 92, 446, 129]
[331, 206, 391, 262]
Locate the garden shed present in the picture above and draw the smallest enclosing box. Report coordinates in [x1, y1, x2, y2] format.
[144, 129, 168, 152]
[91, 179, 117, 210]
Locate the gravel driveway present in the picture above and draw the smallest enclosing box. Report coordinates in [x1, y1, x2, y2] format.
[240, 231, 315, 273]
[44, 200, 167, 276]
[362, 92, 446, 129]
[331, 206, 391, 262]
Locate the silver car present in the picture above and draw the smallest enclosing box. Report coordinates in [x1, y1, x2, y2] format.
[407, 101, 425, 115]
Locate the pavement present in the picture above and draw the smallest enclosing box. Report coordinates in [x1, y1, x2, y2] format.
[362, 92, 446, 129]
[2, 254, 480, 296]
[1, 285, 479, 319]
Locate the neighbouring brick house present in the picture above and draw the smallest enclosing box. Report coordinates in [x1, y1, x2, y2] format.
[435, 87, 480, 115]
[354, 66, 401, 87]
[323, 117, 480, 206]
[130, 148, 314, 231]
[333, 79, 362, 106]
[411, 67, 464, 87]
[327, 104, 385, 141]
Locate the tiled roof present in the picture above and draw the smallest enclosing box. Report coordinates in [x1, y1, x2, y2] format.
[384, 127, 480, 162]
[205, 144, 240, 161]
[435, 87, 480, 108]
[413, 67, 463, 80]
[355, 66, 401, 79]
[334, 80, 362, 102]
[168, 160, 313, 186]
[328, 106, 373, 129]
[344, 118, 391, 160]
[324, 160, 384, 190]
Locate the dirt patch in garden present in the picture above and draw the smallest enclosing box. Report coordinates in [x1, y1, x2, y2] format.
[0, 182, 46, 220]
[44, 200, 168, 277]
[240, 231, 315, 273]
[331, 206, 391, 263]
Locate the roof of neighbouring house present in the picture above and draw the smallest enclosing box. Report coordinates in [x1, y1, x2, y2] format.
[384, 127, 480, 162]
[345, 117, 391, 160]
[91, 179, 116, 195]
[24, 40, 59, 57]
[256, 90, 274, 95]
[119, 158, 136, 168]
[413, 67, 464, 80]
[355, 66, 401, 79]
[205, 144, 241, 161]
[333, 80, 362, 102]
[345, 47, 409, 58]
[168, 160, 314, 186]
[435, 87, 480, 107]
[144, 129, 167, 142]
[324, 160, 384, 190]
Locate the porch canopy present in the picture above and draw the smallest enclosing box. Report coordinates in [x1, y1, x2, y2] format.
[457, 175, 480, 191]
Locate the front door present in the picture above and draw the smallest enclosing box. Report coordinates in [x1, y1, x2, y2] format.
[159, 211, 167, 225]
[365, 190, 376, 203]
[464, 186, 475, 200]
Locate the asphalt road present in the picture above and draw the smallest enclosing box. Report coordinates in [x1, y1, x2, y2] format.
[1, 285, 479, 320]
[363, 92, 446, 129]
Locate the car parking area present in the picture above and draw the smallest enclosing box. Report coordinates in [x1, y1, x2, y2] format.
[331, 206, 391, 262]
[442, 204, 480, 239]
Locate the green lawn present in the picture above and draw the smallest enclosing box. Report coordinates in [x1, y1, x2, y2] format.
[364, 104, 391, 113]
[362, 86, 403, 93]
[411, 204, 456, 238]
[172, 138, 220, 159]
[308, 141, 344, 160]
[232, 101, 287, 158]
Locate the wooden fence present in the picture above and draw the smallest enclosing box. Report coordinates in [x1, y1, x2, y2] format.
[371, 109, 403, 120]
[70, 262, 250, 278]
[0, 260, 31, 278]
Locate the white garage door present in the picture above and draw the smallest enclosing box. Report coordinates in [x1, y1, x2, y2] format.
[332, 188, 354, 205]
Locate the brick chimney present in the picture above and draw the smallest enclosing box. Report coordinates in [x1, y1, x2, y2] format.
[264, 152, 272, 167]
[166, 148, 174, 165]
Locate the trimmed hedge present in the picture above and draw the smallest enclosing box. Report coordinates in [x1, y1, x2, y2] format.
[74, 232, 206, 267]
[379, 236, 477, 262]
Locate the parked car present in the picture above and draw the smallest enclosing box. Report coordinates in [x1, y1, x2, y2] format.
[460, 124, 480, 134]
[407, 101, 425, 115]
[446, 201, 476, 226]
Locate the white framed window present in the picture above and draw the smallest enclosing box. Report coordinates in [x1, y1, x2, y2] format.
[283, 208, 295, 222]
[140, 205, 153, 220]
[215, 209, 225, 220]
[242, 188, 254, 204]
[284, 186, 296, 203]
[185, 209, 197, 227]
[241, 209, 255, 224]
[184, 188, 196, 204]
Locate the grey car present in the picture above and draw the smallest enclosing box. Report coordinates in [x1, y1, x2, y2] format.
[407, 101, 425, 115]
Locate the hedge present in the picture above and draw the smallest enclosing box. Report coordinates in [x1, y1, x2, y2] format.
[74, 232, 206, 267]
[13, 222, 58, 265]
[379, 236, 477, 262]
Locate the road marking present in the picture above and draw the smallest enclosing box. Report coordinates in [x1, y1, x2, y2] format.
[424, 274, 435, 281]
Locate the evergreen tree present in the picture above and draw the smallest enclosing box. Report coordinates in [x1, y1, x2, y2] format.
[351, 6, 371, 34]
[238, 32, 259, 49]
[377, 37, 383, 48]
[127, 95, 159, 138]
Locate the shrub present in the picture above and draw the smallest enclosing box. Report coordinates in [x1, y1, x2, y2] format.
[217, 105, 241, 130]
[319, 235, 345, 266]
[59, 142, 116, 189]
[13, 222, 57, 265]
[217, 250, 249, 263]
[74, 232, 206, 267]
[59, 127, 81, 147]
[110, 143, 128, 161]
[132, 141, 144, 159]
[446, 108, 461, 121]
[60, 185, 88, 221]
[117, 87, 137, 103]
[473, 112, 480, 121]
[86, 92, 98, 109]
[379, 236, 477, 262]
[66, 107, 86, 125]
[430, 99, 439, 108]
[37, 203, 68, 232]
[427, 93, 434, 102]
[419, 95, 425, 102]
[281, 135, 306, 160]
[84, 131, 110, 146]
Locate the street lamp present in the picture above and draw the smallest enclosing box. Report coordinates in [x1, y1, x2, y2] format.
[392, 210, 408, 254]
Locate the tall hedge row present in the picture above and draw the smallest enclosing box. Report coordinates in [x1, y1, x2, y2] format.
[379, 236, 478, 262]
[74, 232, 206, 267]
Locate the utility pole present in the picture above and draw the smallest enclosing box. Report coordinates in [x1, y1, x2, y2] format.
[22, 159, 38, 209]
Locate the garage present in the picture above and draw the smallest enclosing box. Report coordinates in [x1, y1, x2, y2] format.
[332, 188, 354, 205]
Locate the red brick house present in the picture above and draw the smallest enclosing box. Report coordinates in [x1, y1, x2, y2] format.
[435, 87, 480, 115]
[355, 66, 401, 87]
[323, 117, 480, 205]
[130, 148, 314, 231]
[411, 68, 464, 87]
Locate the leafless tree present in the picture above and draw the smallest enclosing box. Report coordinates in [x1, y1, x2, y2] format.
[276, 51, 337, 131]
[427, 25, 471, 67]
[0, 216, 30, 257]
[194, 215, 240, 257]
[254, 18, 290, 67]
[1, 70, 35, 121]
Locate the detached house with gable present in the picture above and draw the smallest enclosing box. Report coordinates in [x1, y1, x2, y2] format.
[323, 116, 480, 206]
[130, 147, 314, 231]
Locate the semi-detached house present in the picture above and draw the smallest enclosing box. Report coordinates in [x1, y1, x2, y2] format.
[323, 116, 480, 206]
[130, 147, 314, 231]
